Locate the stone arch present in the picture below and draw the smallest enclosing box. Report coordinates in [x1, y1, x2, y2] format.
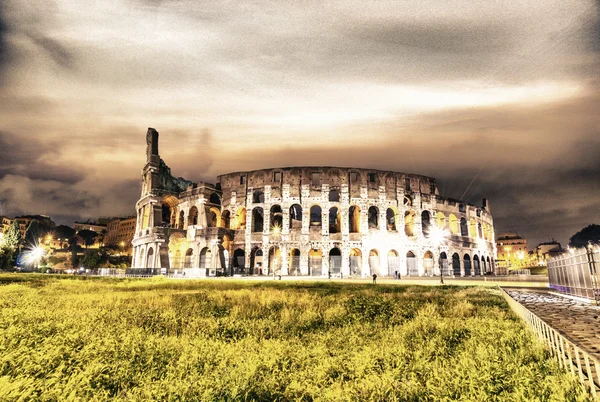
[387, 250, 400, 276]
[404, 210, 416, 237]
[406, 251, 417, 276]
[403, 195, 412, 207]
[222, 210, 231, 229]
[349, 206, 361, 233]
[200, 247, 211, 268]
[481, 256, 487, 274]
[233, 248, 245, 273]
[161, 195, 178, 227]
[178, 210, 185, 230]
[449, 214, 459, 235]
[421, 211, 431, 238]
[329, 247, 342, 275]
[137, 246, 146, 268]
[329, 189, 340, 202]
[270, 205, 283, 231]
[253, 190, 264, 203]
[386, 207, 397, 231]
[252, 207, 264, 232]
[349, 248, 362, 276]
[368, 206, 379, 229]
[310, 205, 322, 227]
[368, 249, 380, 274]
[250, 247, 263, 275]
[463, 254, 472, 276]
[452, 253, 461, 276]
[469, 218, 477, 238]
[473, 255, 481, 275]
[289, 248, 301, 275]
[184, 248, 194, 268]
[289, 204, 302, 229]
[329, 207, 341, 233]
[208, 206, 221, 228]
[423, 250, 434, 275]
[436, 212, 446, 229]
[268, 246, 282, 274]
[308, 248, 323, 275]
[173, 250, 182, 269]
[478, 222, 483, 238]
[146, 247, 154, 268]
[188, 206, 199, 226]
[460, 217, 468, 237]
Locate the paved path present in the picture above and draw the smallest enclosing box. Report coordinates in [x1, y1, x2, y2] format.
[507, 289, 600, 361]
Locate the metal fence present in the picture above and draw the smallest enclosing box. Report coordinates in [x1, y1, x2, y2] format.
[500, 288, 600, 396]
[547, 245, 600, 302]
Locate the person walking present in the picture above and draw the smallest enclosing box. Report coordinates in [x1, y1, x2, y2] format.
[372, 273, 377, 284]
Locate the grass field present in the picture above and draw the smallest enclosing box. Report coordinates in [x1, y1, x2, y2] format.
[0, 275, 590, 401]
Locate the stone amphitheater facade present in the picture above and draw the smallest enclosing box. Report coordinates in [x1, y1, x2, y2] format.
[132, 128, 497, 277]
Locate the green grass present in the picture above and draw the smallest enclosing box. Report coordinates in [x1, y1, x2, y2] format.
[0, 274, 590, 401]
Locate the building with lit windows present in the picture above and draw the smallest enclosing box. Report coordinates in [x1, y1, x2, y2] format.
[496, 233, 529, 271]
[132, 128, 497, 277]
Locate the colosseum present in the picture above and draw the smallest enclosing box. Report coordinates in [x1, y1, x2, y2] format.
[132, 128, 497, 277]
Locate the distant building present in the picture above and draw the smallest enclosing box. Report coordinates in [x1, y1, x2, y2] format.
[104, 217, 136, 254]
[533, 240, 563, 266]
[73, 222, 107, 234]
[0, 215, 55, 240]
[496, 233, 529, 269]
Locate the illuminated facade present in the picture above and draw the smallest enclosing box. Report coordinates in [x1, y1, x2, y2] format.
[105, 217, 136, 254]
[132, 128, 497, 277]
[496, 233, 529, 270]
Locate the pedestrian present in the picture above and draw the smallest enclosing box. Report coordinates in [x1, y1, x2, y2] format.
[394, 270, 398, 280]
[372, 273, 377, 284]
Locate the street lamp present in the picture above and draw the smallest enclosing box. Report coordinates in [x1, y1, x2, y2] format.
[430, 225, 450, 284]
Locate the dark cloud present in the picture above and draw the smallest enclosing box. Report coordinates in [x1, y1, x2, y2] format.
[0, 2, 11, 76]
[28, 34, 73, 69]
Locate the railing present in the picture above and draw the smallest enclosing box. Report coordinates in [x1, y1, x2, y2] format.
[500, 288, 600, 396]
[548, 245, 600, 302]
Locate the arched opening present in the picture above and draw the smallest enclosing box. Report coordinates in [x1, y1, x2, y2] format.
[184, 248, 193, 268]
[233, 248, 245, 274]
[388, 250, 400, 277]
[406, 251, 417, 276]
[208, 207, 221, 228]
[473, 255, 481, 275]
[449, 214, 459, 235]
[368, 206, 379, 229]
[404, 211, 415, 237]
[188, 206, 199, 226]
[161, 196, 178, 227]
[289, 248, 301, 275]
[310, 205, 322, 227]
[436, 212, 446, 229]
[452, 253, 461, 276]
[270, 205, 283, 232]
[329, 189, 340, 202]
[478, 222, 483, 238]
[460, 218, 468, 237]
[368, 249, 380, 274]
[289, 204, 302, 229]
[308, 249, 323, 276]
[349, 206, 361, 233]
[463, 254, 472, 276]
[250, 248, 263, 275]
[329, 247, 341, 276]
[222, 210, 231, 229]
[481, 256, 487, 275]
[423, 251, 434, 275]
[349, 248, 362, 276]
[173, 250, 182, 269]
[329, 207, 341, 233]
[234, 207, 246, 230]
[386, 208, 397, 231]
[178, 210, 185, 230]
[439, 252, 448, 276]
[209, 193, 221, 205]
[200, 247, 211, 268]
[469, 218, 477, 238]
[146, 247, 154, 268]
[161, 204, 171, 227]
[253, 191, 264, 203]
[269, 246, 282, 275]
[487, 256, 492, 274]
[252, 207, 264, 232]
[421, 211, 431, 238]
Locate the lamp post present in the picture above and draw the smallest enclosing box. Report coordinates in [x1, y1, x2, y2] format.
[430, 225, 450, 285]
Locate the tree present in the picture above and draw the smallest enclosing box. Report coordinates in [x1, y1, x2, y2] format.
[569, 224, 600, 248]
[77, 229, 98, 249]
[24, 220, 54, 247]
[0, 220, 22, 269]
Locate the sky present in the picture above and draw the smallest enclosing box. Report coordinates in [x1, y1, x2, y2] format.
[0, 0, 598, 247]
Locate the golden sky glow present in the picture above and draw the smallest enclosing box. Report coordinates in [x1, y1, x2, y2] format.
[0, 0, 598, 246]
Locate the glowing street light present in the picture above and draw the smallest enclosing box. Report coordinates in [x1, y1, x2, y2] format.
[23, 245, 46, 269]
[430, 225, 450, 284]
